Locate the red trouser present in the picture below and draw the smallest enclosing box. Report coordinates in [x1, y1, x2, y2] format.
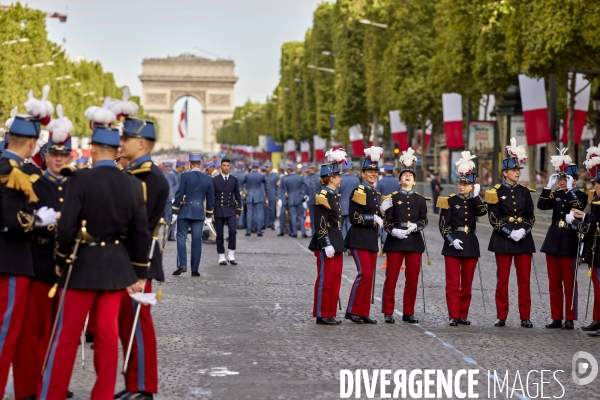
[39, 289, 123, 400]
[495, 253, 532, 320]
[444, 256, 477, 319]
[119, 280, 158, 393]
[346, 248, 377, 316]
[546, 254, 577, 320]
[0, 275, 30, 399]
[382, 252, 422, 316]
[13, 281, 55, 399]
[312, 250, 343, 318]
[591, 265, 600, 322]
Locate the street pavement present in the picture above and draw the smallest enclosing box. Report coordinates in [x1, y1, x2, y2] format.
[26, 212, 600, 399]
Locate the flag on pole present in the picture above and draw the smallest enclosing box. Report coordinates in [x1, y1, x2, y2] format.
[300, 141, 310, 163]
[442, 93, 464, 149]
[349, 124, 364, 156]
[518, 74, 551, 145]
[424, 120, 432, 152]
[285, 139, 296, 161]
[560, 72, 591, 145]
[178, 98, 188, 138]
[389, 110, 408, 150]
[314, 135, 326, 162]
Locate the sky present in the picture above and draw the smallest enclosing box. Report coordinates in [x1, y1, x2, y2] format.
[24, 0, 324, 107]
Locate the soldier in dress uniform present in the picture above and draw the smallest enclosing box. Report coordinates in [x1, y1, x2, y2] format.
[485, 138, 536, 328]
[309, 150, 347, 325]
[538, 150, 586, 330]
[164, 161, 180, 241]
[283, 163, 308, 238]
[277, 163, 293, 236]
[0, 115, 57, 399]
[380, 148, 429, 324]
[245, 161, 267, 236]
[172, 153, 215, 277]
[231, 161, 247, 229]
[339, 157, 359, 239]
[213, 158, 242, 265]
[75, 156, 88, 169]
[39, 123, 149, 399]
[115, 118, 169, 400]
[304, 162, 321, 234]
[436, 151, 487, 327]
[13, 107, 75, 400]
[568, 148, 600, 336]
[264, 161, 279, 230]
[344, 147, 385, 324]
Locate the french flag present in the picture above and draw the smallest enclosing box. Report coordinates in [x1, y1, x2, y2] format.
[178, 98, 188, 138]
[518, 74, 551, 145]
[300, 141, 310, 163]
[285, 139, 296, 161]
[314, 135, 326, 162]
[349, 124, 364, 156]
[389, 110, 408, 150]
[81, 136, 90, 158]
[424, 120, 432, 152]
[560, 72, 591, 146]
[442, 93, 464, 149]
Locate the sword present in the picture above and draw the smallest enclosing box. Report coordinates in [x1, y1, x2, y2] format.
[477, 261, 487, 314]
[205, 219, 217, 236]
[81, 313, 89, 369]
[420, 254, 426, 313]
[371, 251, 377, 305]
[531, 256, 543, 303]
[571, 232, 584, 310]
[585, 268, 592, 320]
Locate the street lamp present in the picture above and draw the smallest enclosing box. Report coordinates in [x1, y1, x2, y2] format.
[307, 64, 335, 74]
[593, 87, 600, 141]
[358, 19, 388, 29]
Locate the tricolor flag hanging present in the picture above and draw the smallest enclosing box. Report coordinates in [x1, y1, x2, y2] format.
[178, 98, 188, 138]
[285, 139, 296, 161]
[518, 74, 551, 145]
[349, 124, 364, 156]
[442, 93, 465, 149]
[314, 135, 326, 162]
[424, 120, 432, 151]
[81, 136, 90, 158]
[560, 72, 591, 146]
[389, 110, 408, 150]
[300, 141, 310, 163]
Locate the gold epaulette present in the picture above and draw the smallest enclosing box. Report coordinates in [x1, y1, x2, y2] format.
[520, 183, 536, 192]
[589, 189, 596, 203]
[436, 196, 450, 209]
[381, 191, 397, 201]
[0, 160, 39, 202]
[315, 191, 331, 209]
[29, 174, 40, 183]
[485, 187, 499, 204]
[593, 201, 600, 206]
[352, 186, 366, 205]
[141, 181, 147, 201]
[128, 161, 153, 175]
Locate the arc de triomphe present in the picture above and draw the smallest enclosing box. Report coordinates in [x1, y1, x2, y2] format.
[139, 55, 237, 152]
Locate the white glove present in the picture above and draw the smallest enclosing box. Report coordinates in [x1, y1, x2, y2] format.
[406, 223, 417, 234]
[324, 245, 335, 258]
[302, 202, 308, 210]
[473, 184, 481, 197]
[373, 214, 383, 228]
[303, 195, 309, 202]
[515, 228, 526, 240]
[450, 239, 463, 250]
[277, 199, 282, 208]
[510, 230, 522, 242]
[546, 173, 558, 189]
[391, 228, 407, 239]
[171, 214, 178, 222]
[566, 175, 574, 190]
[37, 206, 57, 226]
[565, 211, 575, 224]
[129, 292, 157, 306]
[380, 198, 393, 213]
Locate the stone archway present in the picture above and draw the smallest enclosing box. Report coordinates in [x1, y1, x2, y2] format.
[139, 54, 237, 152]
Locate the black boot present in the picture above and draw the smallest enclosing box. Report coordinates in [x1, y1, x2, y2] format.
[521, 319, 533, 328]
[172, 267, 187, 276]
[494, 319, 506, 327]
[449, 318, 458, 326]
[384, 314, 395, 323]
[545, 319, 562, 329]
[344, 312, 364, 324]
[457, 318, 470, 325]
[561, 320, 574, 330]
[316, 317, 340, 325]
[402, 315, 419, 324]
[581, 321, 600, 331]
[362, 316, 377, 324]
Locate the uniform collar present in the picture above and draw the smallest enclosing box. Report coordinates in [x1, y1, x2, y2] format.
[456, 193, 470, 200]
[324, 186, 336, 194]
[502, 181, 518, 189]
[2, 150, 24, 167]
[221, 173, 230, 180]
[43, 170, 67, 185]
[126, 154, 152, 171]
[384, 175, 395, 178]
[363, 182, 375, 191]
[399, 188, 413, 195]
[94, 159, 117, 168]
[191, 168, 201, 172]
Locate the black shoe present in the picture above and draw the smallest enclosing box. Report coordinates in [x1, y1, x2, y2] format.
[494, 319, 506, 327]
[172, 267, 187, 276]
[85, 333, 94, 343]
[362, 316, 377, 324]
[344, 312, 364, 324]
[167, 237, 176, 241]
[277, 233, 284, 236]
[191, 272, 200, 277]
[257, 233, 263, 237]
[302, 234, 309, 238]
[67, 389, 74, 398]
[245, 233, 251, 236]
[521, 319, 533, 328]
[21, 395, 37, 400]
[545, 319, 562, 329]
[581, 321, 600, 331]
[588, 330, 600, 337]
[457, 318, 470, 325]
[316, 317, 340, 325]
[290, 234, 297, 238]
[219, 260, 227, 265]
[271, 227, 275, 230]
[402, 315, 419, 324]
[228, 259, 237, 265]
[562, 320, 574, 330]
[121, 393, 154, 400]
[115, 389, 128, 399]
[449, 318, 458, 326]
[384, 314, 395, 323]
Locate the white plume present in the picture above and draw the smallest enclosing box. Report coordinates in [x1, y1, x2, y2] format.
[550, 147, 572, 172]
[5, 106, 17, 130]
[399, 147, 417, 167]
[31, 137, 47, 157]
[506, 137, 527, 164]
[364, 146, 384, 162]
[325, 148, 347, 163]
[84, 97, 117, 125]
[46, 104, 73, 143]
[24, 85, 54, 119]
[108, 86, 139, 117]
[455, 151, 476, 175]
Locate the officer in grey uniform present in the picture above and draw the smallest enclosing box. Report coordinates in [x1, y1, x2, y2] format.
[231, 161, 246, 229]
[283, 164, 308, 237]
[304, 162, 321, 235]
[245, 161, 267, 236]
[264, 161, 279, 230]
[339, 158, 359, 238]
